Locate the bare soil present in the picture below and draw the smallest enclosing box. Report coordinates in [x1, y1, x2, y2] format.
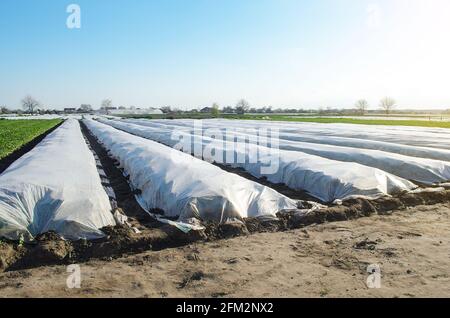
[0, 202, 448, 298]
[1, 120, 449, 297]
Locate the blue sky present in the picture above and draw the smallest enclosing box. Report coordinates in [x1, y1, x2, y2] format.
[1, 0, 449, 110]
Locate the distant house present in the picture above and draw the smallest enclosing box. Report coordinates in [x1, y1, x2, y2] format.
[200, 107, 213, 113]
[108, 107, 163, 115]
[64, 108, 76, 113]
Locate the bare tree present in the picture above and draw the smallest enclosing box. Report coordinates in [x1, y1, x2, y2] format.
[236, 99, 250, 115]
[21, 95, 40, 113]
[101, 99, 113, 109]
[379, 97, 396, 115]
[100, 99, 113, 114]
[79, 104, 93, 112]
[211, 103, 220, 117]
[355, 99, 369, 115]
[160, 106, 172, 114]
[0, 106, 9, 114]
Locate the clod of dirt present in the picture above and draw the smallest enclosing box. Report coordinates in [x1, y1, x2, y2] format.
[381, 248, 397, 257]
[83, 225, 146, 259]
[155, 225, 206, 249]
[331, 258, 354, 271]
[218, 222, 249, 238]
[204, 221, 249, 240]
[0, 243, 24, 272]
[373, 197, 404, 214]
[353, 239, 378, 251]
[100, 225, 134, 239]
[3, 270, 32, 279]
[178, 271, 205, 289]
[418, 190, 450, 204]
[285, 199, 377, 228]
[398, 194, 425, 206]
[225, 257, 238, 264]
[245, 217, 285, 233]
[33, 241, 73, 262]
[34, 231, 63, 242]
[9, 238, 74, 271]
[343, 198, 378, 216]
[186, 253, 200, 261]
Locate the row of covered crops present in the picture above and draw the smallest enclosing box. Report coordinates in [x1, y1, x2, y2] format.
[97, 118, 450, 198]
[0, 119, 298, 240]
[1, 117, 450, 240]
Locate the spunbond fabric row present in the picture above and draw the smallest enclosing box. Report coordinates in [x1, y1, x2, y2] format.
[154, 118, 450, 150]
[0, 119, 116, 241]
[83, 119, 298, 223]
[124, 119, 450, 185]
[98, 118, 415, 202]
[145, 118, 450, 156]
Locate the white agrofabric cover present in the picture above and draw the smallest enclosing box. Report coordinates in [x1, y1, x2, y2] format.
[189, 119, 450, 150]
[0, 119, 116, 241]
[281, 123, 450, 150]
[83, 119, 298, 223]
[128, 119, 450, 185]
[267, 132, 450, 162]
[98, 118, 416, 202]
[141, 118, 450, 162]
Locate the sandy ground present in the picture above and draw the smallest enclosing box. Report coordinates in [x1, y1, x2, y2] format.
[0, 203, 449, 298]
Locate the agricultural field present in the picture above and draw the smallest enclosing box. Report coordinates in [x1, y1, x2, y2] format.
[124, 113, 450, 129]
[268, 116, 450, 128]
[0, 119, 62, 160]
[1, 117, 450, 298]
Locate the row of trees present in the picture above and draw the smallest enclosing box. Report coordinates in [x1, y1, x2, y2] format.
[160, 99, 252, 115]
[207, 97, 398, 116]
[3, 95, 398, 116]
[19, 95, 94, 113]
[355, 97, 396, 115]
[3, 95, 94, 114]
[209, 99, 250, 116]
[210, 97, 397, 116]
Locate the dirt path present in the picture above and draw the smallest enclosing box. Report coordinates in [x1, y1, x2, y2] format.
[1, 203, 448, 298]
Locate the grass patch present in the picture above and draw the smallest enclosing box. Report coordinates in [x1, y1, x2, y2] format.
[259, 116, 450, 128]
[0, 119, 62, 159]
